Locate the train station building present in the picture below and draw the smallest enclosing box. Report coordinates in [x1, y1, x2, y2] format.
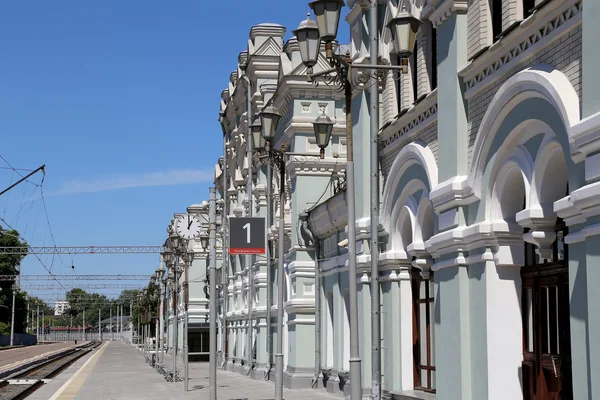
[167, 0, 600, 399]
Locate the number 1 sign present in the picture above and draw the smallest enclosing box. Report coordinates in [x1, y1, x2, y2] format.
[229, 217, 266, 254]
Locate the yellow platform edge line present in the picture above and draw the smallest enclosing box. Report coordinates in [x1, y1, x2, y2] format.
[48, 341, 110, 400]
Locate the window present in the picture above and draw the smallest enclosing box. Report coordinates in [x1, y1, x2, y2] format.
[395, 53, 403, 113]
[521, 219, 572, 399]
[411, 42, 418, 102]
[431, 27, 437, 90]
[412, 268, 436, 393]
[523, 0, 537, 17]
[491, 0, 503, 40]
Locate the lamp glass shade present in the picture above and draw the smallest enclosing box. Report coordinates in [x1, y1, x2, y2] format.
[388, 10, 421, 57]
[169, 231, 180, 250]
[251, 118, 265, 150]
[260, 105, 282, 142]
[187, 251, 194, 265]
[293, 15, 320, 68]
[200, 232, 209, 251]
[309, 0, 345, 42]
[312, 112, 334, 149]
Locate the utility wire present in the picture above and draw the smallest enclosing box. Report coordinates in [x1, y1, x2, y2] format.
[0, 215, 67, 291]
[0, 154, 41, 187]
[39, 176, 70, 270]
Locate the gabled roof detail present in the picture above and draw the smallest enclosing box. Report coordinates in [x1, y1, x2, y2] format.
[252, 35, 283, 57]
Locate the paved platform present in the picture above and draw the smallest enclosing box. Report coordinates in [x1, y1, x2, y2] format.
[0, 342, 85, 372]
[39, 341, 341, 400]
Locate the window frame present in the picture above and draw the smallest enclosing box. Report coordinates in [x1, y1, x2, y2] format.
[411, 268, 436, 393]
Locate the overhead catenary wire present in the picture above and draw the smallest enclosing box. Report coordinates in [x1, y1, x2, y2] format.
[0, 215, 67, 291]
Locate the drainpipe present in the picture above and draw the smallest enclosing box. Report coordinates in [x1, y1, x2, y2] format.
[264, 163, 273, 380]
[368, 1, 382, 398]
[311, 240, 321, 388]
[241, 74, 255, 374]
[221, 133, 229, 369]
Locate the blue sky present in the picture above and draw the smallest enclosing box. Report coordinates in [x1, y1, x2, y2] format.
[0, 1, 349, 304]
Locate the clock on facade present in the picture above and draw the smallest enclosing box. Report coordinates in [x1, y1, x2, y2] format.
[175, 214, 202, 240]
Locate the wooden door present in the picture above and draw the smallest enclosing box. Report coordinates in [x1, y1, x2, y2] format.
[522, 222, 573, 400]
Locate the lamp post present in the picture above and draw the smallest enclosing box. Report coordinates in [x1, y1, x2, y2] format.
[183, 248, 193, 391]
[206, 187, 218, 400]
[295, 4, 420, 399]
[10, 283, 16, 346]
[157, 262, 166, 364]
[253, 93, 331, 400]
[168, 230, 182, 384]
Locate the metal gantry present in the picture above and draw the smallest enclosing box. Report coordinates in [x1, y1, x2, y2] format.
[0, 274, 152, 281]
[21, 284, 144, 290]
[0, 246, 163, 254]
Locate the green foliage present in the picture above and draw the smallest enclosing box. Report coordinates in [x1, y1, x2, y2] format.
[0, 228, 28, 333]
[0, 321, 10, 335]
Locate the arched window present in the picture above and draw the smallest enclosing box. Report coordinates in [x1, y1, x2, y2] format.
[412, 267, 436, 393]
[521, 218, 573, 399]
[491, 0, 503, 40]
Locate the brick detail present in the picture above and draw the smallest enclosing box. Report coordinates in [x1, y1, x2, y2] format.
[381, 62, 398, 126]
[416, 28, 431, 100]
[401, 63, 413, 111]
[467, 0, 492, 59]
[381, 123, 439, 186]
[467, 26, 582, 163]
[502, 0, 521, 31]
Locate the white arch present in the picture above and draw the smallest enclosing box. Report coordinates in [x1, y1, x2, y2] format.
[391, 201, 417, 254]
[469, 65, 580, 199]
[486, 145, 534, 222]
[415, 191, 434, 241]
[382, 142, 438, 230]
[532, 136, 568, 209]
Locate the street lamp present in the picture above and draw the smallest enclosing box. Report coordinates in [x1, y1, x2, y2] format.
[312, 111, 334, 159]
[156, 264, 165, 364]
[387, 5, 421, 73]
[256, 100, 329, 400]
[295, 4, 420, 399]
[259, 104, 282, 152]
[308, 0, 345, 58]
[170, 230, 181, 251]
[293, 13, 320, 73]
[251, 116, 265, 152]
[200, 231, 210, 252]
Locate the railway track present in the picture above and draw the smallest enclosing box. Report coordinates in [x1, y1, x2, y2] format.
[0, 341, 102, 400]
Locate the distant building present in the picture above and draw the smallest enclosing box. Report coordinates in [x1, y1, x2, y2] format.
[54, 300, 68, 316]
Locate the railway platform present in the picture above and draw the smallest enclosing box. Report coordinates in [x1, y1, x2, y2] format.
[0, 342, 87, 374]
[34, 341, 340, 400]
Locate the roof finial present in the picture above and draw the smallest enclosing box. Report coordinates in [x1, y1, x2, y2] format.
[307, 11, 311, 20]
[399, 0, 408, 12]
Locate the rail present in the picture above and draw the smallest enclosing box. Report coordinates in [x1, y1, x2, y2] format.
[0, 341, 101, 399]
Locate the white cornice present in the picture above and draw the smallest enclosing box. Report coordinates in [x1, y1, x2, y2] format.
[459, 0, 581, 99]
[380, 89, 437, 154]
[429, 0, 468, 28]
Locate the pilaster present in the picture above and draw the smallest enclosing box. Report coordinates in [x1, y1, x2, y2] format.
[555, 182, 600, 399]
[583, 0, 600, 118]
[432, 259, 472, 400]
[431, 1, 469, 230]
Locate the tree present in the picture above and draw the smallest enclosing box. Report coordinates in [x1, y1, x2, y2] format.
[0, 227, 28, 333]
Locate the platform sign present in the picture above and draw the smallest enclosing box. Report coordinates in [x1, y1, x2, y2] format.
[229, 217, 266, 255]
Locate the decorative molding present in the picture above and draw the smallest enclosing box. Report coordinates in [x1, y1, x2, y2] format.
[431, 66, 583, 214]
[380, 90, 438, 152]
[430, 0, 468, 28]
[460, 0, 581, 97]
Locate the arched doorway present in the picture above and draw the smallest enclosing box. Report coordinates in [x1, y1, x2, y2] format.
[522, 216, 572, 399]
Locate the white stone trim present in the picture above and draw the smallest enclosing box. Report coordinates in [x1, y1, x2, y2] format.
[380, 90, 438, 154]
[381, 142, 438, 231]
[431, 66, 585, 214]
[460, 0, 581, 97]
[430, 0, 468, 28]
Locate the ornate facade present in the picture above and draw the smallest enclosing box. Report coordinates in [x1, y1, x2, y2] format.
[210, 0, 600, 399]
